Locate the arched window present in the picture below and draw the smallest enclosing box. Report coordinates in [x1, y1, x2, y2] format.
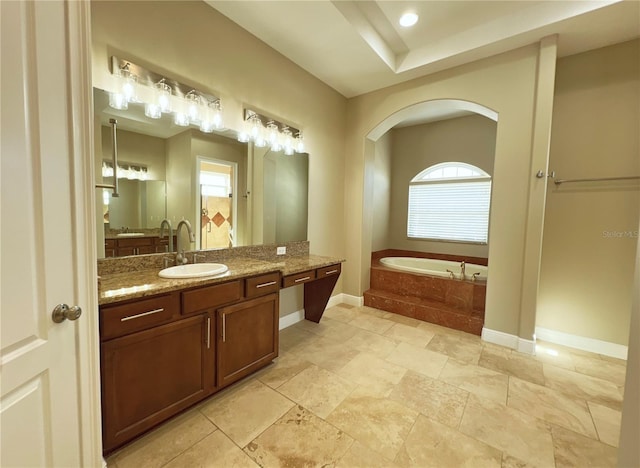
[407, 162, 491, 243]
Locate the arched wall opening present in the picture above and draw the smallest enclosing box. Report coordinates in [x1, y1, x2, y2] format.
[362, 100, 498, 334]
[342, 41, 558, 349]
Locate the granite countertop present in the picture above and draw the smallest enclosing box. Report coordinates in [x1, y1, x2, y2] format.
[99, 254, 344, 306]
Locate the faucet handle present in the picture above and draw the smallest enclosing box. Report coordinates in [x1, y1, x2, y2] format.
[191, 252, 206, 264]
[176, 250, 188, 265]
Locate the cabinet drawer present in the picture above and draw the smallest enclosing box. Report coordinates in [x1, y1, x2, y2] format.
[245, 272, 280, 298]
[100, 293, 179, 341]
[182, 280, 242, 315]
[317, 263, 341, 278]
[282, 269, 316, 288]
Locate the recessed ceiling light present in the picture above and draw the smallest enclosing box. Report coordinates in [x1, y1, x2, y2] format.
[399, 12, 418, 28]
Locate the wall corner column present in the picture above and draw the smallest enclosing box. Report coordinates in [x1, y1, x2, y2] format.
[518, 35, 558, 348]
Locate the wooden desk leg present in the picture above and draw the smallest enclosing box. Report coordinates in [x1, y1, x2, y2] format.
[303, 273, 340, 323]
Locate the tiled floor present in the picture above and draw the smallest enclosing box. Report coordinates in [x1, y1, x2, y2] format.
[106, 304, 626, 468]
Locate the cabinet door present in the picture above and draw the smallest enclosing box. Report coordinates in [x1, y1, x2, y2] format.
[101, 314, 214, 453]
[217, 294, 278, 388]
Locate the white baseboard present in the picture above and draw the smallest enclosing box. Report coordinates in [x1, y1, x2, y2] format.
[278, 294, 365, 330]
[330, 293, 363, 307]
[279, 309, 304, 330]
[535, 326, 628, 360]
[481, 327, 536, 355]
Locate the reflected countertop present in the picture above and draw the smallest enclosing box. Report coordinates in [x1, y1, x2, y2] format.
[99, 254, 344, 306]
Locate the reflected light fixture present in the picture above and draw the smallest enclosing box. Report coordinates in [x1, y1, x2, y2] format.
[399, 12, 419, 27]
[239, 110, 305, 155]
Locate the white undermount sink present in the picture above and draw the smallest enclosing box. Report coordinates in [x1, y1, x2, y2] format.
[116, 232, 145, 237]
[158, 263, 228, 279]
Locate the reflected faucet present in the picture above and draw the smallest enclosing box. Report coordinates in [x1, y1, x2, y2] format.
[460, 261, 466, 281]
[159, 219, 173, 253]
[175, 219, 195, 264]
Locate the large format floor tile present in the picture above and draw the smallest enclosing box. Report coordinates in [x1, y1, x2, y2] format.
[389, 370, 469, 428]
[507, 377, 597, 439]
[326, 387, 418, 461]
[551, 425, 618, 468]
[109, 410, 216, 468]
[277, 364, 356, 418]
[385, 341, 448, 378]
[478, 346, 545, 385]
[164, 430, 258, 468]
[543, 364, 623, 410]
[459, 394, 556, 467]
[106, 303, 626, 468]
[245, 405, 353, 467]
[199, 379, 294, 448]
[427, 333, 483, 364]
[588, 401, 622, 447]
[338, 353, 407, 396]
[439, 359, 509, 404]
[395, 414, 502, 468]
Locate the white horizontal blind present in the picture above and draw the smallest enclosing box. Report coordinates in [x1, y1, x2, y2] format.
[407, 180, 491, 243]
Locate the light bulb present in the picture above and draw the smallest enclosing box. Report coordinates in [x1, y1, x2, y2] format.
[266, 122, 279, 149]
[282, 127, 293, 155]
[108, 92, 128, 110]
[186, 92, 200, 122]
[155, 81, 172, 113]
[212, 101, 223, 129]
[119, 68, 138, 102]
[174, 111, 189, 127]
[145, 102, 161, 119]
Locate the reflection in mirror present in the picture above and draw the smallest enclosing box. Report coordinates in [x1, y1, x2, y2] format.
[103, 179, 166, 228]
[94, 87, 309, 258]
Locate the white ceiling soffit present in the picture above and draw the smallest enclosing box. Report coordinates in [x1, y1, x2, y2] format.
[207, 1, 639, 98]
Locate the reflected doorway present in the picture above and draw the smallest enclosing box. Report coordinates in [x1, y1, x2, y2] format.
[198, 158, 237, 249]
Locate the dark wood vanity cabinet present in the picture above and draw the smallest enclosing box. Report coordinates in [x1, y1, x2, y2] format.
[217, 293, 279, 388]
[101, 314, 213, 451]
[99, 272, 280, 453]
[104, 235, 178, 257]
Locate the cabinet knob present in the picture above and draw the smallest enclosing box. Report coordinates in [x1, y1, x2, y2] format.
[52, 304, 82, 323]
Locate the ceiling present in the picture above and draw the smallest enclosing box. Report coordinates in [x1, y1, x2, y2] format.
[207, 0, 640, 98]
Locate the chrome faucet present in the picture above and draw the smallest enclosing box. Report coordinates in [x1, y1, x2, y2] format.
[175, 219, 195, 264]
[159, 219, 173, 253]
[460, 261, 466, 280]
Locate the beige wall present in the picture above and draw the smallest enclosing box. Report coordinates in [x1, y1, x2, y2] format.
[387, 115, 497, 258]
[346, 43, 553, 339]
[537, 40, 640, 345]
[91, 0, 347, 271]
[100, 127, 166, 180]
[371, 132, 392, 252]
[166, 130, 192, 252]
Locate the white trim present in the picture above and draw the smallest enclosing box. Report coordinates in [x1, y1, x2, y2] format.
[535, 326, 628, 360]
[481, 327, 536, 355]
[279, 309, 304, 330]
[67, 0, 104, 463]
[330, 293, 364, 307]
[278, 294, 365, 330]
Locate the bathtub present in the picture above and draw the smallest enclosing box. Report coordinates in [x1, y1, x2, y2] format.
[380, 257, 488, 281]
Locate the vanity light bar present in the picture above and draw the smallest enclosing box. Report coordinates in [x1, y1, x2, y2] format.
[242, 109, 299, 136]
[239, 109, 305, 154]
[110, 56, 219, 103]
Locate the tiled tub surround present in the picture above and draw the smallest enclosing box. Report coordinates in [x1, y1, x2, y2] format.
[365, 250, 487, 335]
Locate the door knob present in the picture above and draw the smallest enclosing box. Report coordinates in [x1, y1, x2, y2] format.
[52, 304, 82, 323]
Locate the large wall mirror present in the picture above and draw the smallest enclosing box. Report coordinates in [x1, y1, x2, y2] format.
[94, 88, 309, 258]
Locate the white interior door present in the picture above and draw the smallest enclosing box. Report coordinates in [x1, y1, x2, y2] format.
[1, 1, 100, 466]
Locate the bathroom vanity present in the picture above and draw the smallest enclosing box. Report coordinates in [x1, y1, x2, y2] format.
[98, 246, 342, 453]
